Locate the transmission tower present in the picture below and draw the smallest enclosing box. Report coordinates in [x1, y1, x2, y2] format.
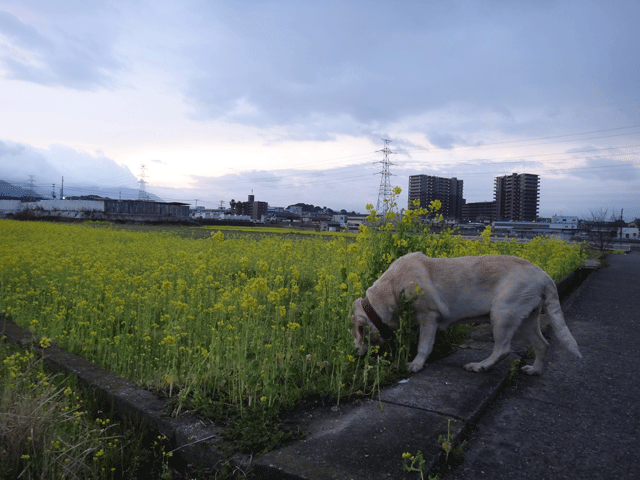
[375, 139, 396, 218]
[28, 175, 36, 195]
[138, 164, 149, 201]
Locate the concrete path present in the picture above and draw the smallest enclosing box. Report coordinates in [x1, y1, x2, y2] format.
[450, 251, 640, 480]
[256, 345, 516, 479]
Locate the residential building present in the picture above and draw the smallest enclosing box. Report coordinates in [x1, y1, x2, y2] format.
[230, 194, 269, 221]
[494, 173, 539, 221]
[408, 175, 464, 220]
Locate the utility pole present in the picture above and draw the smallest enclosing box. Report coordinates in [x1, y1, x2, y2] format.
[375, 139, 396, 219]
[60, 176, 64, 199]
[620, 209, 624, 246]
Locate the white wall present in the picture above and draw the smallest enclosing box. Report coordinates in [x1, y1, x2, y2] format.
[615, 227, 639, 240]
[550, 215, 579, 229]
[0, 199, 104, 215]
[0, 200, 21, 214]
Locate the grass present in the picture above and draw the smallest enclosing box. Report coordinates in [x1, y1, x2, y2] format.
[0, 335, 175, 480]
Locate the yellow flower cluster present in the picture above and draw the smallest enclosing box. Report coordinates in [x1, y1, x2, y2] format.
[0, 220, 367, 417]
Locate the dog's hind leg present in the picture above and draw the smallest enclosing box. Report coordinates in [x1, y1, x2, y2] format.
[463, 309, 522, 373]
[407, 312, 439, 372]
[518, 306, 549, 375]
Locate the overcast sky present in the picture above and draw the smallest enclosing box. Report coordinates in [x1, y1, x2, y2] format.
[1, 0, 639, 219]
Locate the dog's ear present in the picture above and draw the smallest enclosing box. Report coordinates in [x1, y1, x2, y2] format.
[351, 318, 366, 344]
[349, 302, 365, 340]
[349, 298, 362, 321]
[351, 297, 363, 312]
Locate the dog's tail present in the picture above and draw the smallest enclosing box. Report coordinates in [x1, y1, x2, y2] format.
[543, 275, 582, 358]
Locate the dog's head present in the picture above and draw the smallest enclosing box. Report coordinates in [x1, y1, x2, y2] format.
[349, 297, 386, 356]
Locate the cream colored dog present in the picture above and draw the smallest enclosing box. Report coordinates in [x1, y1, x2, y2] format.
[349, 252, 582, 375]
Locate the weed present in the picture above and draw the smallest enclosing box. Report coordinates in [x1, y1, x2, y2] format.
[438, 418, 466, 465]
[0, 336, 175, 479]
[219, 406, 304, 456]
[402, 450, 426, 479]
[508, 358, 522, 379]
[402, 450, 442, 480]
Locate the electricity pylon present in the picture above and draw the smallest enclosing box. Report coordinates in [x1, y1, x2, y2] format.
[138, 165, 149, 201]
[375, 139, 396, 218]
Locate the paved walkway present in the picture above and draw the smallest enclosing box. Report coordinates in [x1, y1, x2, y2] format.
[450, 251, 640, 479]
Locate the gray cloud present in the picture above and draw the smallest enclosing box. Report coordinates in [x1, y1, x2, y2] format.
[428, 133, 456, 150]
[181, 0, 640, 137]
[0, 9, 121, 89]
[0, 140, 59, 181]
[0, 140, 137, 191]
[570, 157, 639, 181]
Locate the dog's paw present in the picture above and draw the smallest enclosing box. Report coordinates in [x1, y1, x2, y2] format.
[521, 365, 542, 376]
[407, 361, 424, 373]
[463, 362, 485, 373]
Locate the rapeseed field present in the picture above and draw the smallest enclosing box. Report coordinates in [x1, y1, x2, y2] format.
[0, 210, 585, 450]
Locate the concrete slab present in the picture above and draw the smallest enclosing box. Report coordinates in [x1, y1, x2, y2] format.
[257, 400, 451, 480]
[381, 352, 515, 421]
[253, 346, 516, 479]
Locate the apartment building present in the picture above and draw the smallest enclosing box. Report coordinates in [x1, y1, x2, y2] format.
[408, 175, 464, 220]
[494, 173, 539, 221]
[231, 194, 269, 221]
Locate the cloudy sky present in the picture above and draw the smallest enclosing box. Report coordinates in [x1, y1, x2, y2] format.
[1, 0, 639, 219]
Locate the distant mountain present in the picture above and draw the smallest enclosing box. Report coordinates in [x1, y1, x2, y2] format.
[0, 180, 164, 203]
[0, 180, 44, 199]
[61, 185, 165, 202]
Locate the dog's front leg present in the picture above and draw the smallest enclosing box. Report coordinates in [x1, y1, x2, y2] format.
[408, 312, 439, 372]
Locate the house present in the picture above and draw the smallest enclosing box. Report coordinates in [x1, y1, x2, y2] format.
[550, 215, 579, 230]
[614, 227, 639, 240]
[332, 214, 347, 225]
